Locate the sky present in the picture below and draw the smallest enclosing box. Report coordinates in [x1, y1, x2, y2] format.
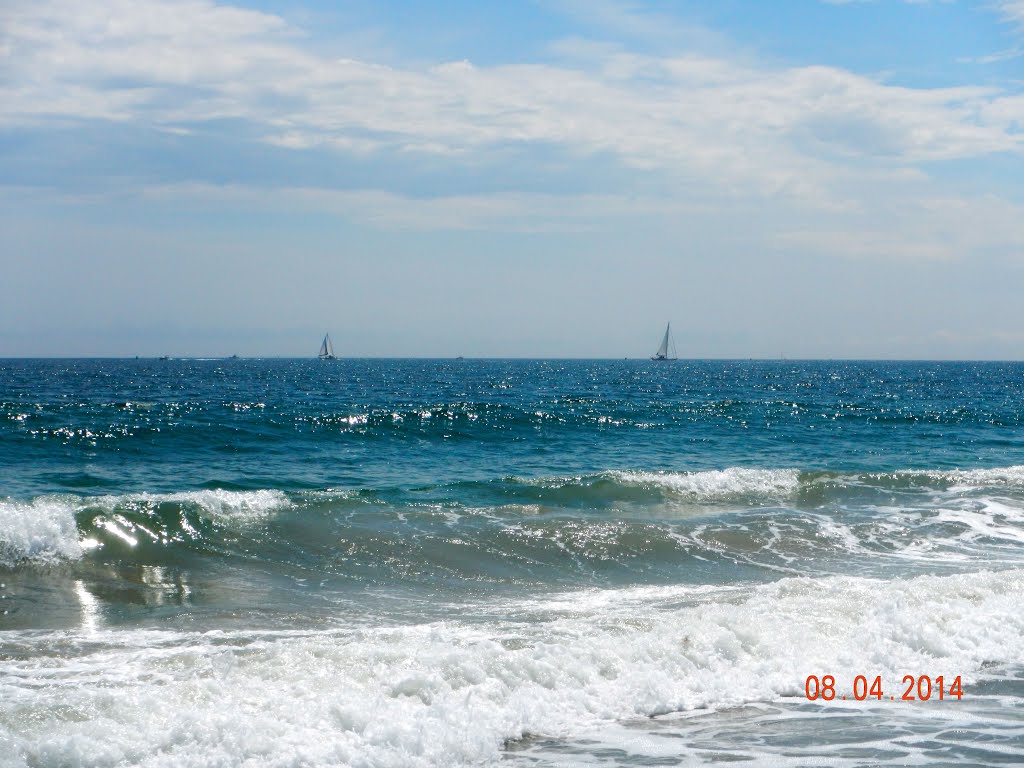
[1, 0, 1023, 359]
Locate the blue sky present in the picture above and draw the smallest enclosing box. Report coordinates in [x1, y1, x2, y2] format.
[2, 0, 1023, 358]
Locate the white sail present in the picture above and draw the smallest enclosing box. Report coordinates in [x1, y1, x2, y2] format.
[319, 334, 336, 360]
[656, 326, 670, 358]
[652, 323, 677, 361]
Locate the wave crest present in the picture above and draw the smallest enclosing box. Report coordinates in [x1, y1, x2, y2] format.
[0, 497, 83, 567]
[0, 490, 291, 567]
[609, 468, 801, 501]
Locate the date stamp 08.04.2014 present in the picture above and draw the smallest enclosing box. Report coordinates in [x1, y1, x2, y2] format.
[804, 674, 963, 702]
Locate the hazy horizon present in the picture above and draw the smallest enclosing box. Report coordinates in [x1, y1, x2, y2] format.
[6, 354, 1024, 363]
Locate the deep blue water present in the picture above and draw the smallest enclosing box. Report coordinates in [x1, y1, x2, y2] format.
[3, 359, 1024, 498]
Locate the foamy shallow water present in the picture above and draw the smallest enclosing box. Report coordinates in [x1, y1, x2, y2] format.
[508, 686, 1024, 767]
[2, 571, 1022, 767]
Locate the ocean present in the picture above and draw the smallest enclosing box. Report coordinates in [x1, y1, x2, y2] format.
[1, 358, 1022, 767]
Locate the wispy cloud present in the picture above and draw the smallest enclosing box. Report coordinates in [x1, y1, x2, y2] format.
[998, 0, 1024, 27]
[4, 0, 1019, 240]
[3, 0, 1021, 187]
[546, 0, 726, 50]
[776, 197, 1024, 262]
[136, 182, 708, 231]
[3, 0, 1023, 277]
[959, 46, 1024, 64]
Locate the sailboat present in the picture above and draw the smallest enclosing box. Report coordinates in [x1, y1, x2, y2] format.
[318, 333, 337, 360]
[651, 322, 677, 361]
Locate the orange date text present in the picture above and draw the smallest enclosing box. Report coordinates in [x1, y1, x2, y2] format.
[804, 674, 963, 701]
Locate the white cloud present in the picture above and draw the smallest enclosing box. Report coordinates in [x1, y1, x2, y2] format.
[2, 0, 1021, 192]
[2, 0, 1023, 279]
[999, 0, 1024, 27]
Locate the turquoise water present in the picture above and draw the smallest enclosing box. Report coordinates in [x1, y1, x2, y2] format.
[2, 359, 1023, 766]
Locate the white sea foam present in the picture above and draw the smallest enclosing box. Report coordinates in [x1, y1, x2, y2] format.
[1, 568, 1020, 767]
[88, 488, 292, 527]
[889, 465, 1024, 489]
[933, 497, 1024, 547]
[0, 497, 83, 567]
[839, 493, 1024, 568]
[609, 467, 801, 501]
[144, 489, 291, 523]
[943, 465, 1024, 489]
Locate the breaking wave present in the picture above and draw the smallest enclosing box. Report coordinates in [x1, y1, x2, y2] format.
[5, 467, 1024, 579]
[0, 490, 290, 568]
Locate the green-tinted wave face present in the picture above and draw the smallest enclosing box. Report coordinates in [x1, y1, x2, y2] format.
[5, 466, 1024, 616]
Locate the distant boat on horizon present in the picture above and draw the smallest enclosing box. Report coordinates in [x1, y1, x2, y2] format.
[318, 334, 337, 360]
[651, 322, 678, 361]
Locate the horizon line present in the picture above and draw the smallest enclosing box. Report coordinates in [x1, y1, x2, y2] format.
[3, 356, 1024, 363]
